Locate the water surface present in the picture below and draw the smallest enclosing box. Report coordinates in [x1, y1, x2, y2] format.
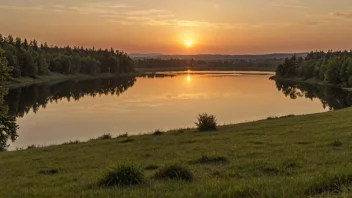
[5, 72, 351, 149]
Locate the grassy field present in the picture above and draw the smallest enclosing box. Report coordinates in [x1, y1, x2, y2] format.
[1, 108, 352, 197]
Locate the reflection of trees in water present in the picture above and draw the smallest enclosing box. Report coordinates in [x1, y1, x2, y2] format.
[275, 80, 352, 110]
[0, 88, 18, 151]
[5, 76, 137, 118]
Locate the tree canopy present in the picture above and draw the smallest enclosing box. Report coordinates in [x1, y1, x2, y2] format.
[0, 34, 135, 78]
[275, 50, 352, 87]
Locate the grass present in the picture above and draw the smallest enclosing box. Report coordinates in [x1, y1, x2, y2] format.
[120, 138, 135, 143]
[144, 164, 159, 171]
[39, 169, 61, 175]
[99, 164, 144, 187]
[117, 133, 128, 138]
[154, 164, 193, 181]
[192, 154, 229, 164]
[2, 108, 352, 197]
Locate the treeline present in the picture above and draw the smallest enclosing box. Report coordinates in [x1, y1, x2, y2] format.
[0, 34, 135, 78]
[276, 51, 352, 86]
[5, 77, 136, 118]
[135, 58, 281, 71]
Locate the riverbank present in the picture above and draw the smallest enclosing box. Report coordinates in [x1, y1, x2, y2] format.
[270, 75, 352, 92]
[1, 108, 352, 197]
[1, 73, 140, 89]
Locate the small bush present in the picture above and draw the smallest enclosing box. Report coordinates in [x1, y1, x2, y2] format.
[27, 145, 36, 149]
[153, 130, 164, 136]
[97, 134, 113, 140]
[194, 154, 229, 164]
[154, 164, 193, 181]
[117, 133, 128, 138]
[145, 164, 159, 170]
[332, 140, 343, 147]
[195, 113, 217, 131]
[99, 164, 144, 187]
[121, 138, 135, 143]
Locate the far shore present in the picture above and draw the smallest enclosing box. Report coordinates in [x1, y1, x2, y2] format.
[1, 72, 141, 89]
[270, 75, 352, 92]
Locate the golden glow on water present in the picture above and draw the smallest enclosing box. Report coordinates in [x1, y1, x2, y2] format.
[11, 73, 329, 149]
[187, 75, 191, 82]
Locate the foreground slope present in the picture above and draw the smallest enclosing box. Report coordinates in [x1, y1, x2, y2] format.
[1, 108, 352, 197]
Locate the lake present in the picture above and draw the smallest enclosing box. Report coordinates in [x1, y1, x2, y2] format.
[5, 71, 352, 149]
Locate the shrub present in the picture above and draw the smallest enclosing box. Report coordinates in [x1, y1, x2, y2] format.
[154, 164, 193, 181]
[195, 113, 217, 131]
[193, 154, 229, 164]
[99, 164, 144, 187]
[27, 145, 36, 149]
[153, 130, 164, 136]
[96, 134, 113, 140]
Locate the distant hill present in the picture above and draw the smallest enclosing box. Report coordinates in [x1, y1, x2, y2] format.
[129, 53, 308, 60]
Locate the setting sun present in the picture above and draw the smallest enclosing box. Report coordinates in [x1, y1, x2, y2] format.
[186, 41, 193, 48]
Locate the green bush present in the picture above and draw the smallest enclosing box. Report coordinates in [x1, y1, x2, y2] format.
[195, 113, 217, 131]
[154, 164, 193, 181]
[99, 164, 144, 187]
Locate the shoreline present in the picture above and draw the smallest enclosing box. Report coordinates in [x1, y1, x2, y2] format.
[270, 75, 352, 92]
[1, 72, 141, 89]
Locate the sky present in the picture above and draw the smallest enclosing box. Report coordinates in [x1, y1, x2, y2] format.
[1, 0, 352, 54]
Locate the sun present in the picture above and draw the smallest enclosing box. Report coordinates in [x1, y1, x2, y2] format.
[185, 41, 193, 47]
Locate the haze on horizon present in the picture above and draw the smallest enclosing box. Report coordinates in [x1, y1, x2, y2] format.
[1, 0, 352, 54]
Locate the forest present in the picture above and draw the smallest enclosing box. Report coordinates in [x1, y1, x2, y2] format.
[275, 50, 352, 86]
[0, 34, 135, 79]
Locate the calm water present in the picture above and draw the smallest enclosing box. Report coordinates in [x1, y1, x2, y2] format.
[5, 71, 352, 149]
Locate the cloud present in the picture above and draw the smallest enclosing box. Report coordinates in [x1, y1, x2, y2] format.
[0, 1, 290, 30]
[271, 4, 306, 9]
[330, 12, 352, 20]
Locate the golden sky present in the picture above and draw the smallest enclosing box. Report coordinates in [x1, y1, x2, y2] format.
[1, 0, 352, 54]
